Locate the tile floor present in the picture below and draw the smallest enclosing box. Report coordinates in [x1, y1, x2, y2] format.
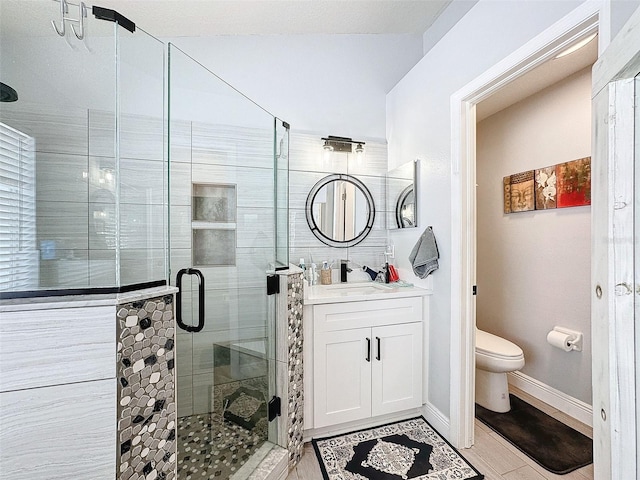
[285, 387, 594, 480]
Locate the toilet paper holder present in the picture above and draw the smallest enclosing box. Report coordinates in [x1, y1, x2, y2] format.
[548, 326, 583, 352]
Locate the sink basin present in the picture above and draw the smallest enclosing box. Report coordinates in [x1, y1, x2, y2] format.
[304, 280, 428, 305]
[312, 282, 396, 296]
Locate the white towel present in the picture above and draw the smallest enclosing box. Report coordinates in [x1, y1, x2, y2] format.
[409, 226, 439, 279]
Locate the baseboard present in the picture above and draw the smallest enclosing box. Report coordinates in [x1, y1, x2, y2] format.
[303, 408, 422, 443]
[421, 401, 450, 440]
[507, 371, 593, 427]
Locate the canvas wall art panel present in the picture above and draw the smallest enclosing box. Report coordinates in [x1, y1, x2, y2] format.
[534, 166, 557, 210]
[504, 170, 535, 214]
[556, 157, 591, 208]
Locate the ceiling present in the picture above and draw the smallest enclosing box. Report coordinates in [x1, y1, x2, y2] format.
[1, 0, 597, 121]
[476, 34, 598, 121]
[80, 0, 453, 36]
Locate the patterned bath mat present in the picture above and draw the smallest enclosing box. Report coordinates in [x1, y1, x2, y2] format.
[312, 417, 483, 480]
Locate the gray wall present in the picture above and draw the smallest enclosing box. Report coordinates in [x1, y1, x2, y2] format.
[476, 67, 592, 404]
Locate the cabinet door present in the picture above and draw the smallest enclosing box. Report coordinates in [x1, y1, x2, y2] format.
[372, 322, 422, 416]
[0, 379, 116, 479]
[314, 328, 372, 428]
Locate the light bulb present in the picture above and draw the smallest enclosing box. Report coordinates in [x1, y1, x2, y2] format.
[322, 140, 334, 164]
[355, 143, 364, 165]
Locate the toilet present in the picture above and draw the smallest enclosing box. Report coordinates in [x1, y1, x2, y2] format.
[475, 328, 525, 413]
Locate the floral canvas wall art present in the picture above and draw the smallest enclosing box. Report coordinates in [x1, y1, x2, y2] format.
[504, 170, 535, 214]
[556, 157, 591, 208]
[535, 166, 557, 209]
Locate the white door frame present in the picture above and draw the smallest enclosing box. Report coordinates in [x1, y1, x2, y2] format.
[449, 2, 600, 449]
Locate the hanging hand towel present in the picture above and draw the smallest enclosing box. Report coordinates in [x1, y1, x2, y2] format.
[409, 226, 439, 279]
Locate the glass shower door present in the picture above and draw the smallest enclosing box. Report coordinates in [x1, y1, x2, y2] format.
[168, 44, 278, 479]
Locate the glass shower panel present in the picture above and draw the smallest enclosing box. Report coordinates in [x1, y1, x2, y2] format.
[168, 44, 278, 479]
[0, 1, 116, 294]
[275, 119, 290, 269]
[116, 26, 166, 286]
[635, 74, 640, 461]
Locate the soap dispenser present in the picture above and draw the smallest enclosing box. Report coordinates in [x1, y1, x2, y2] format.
[320, 261, 332, 285]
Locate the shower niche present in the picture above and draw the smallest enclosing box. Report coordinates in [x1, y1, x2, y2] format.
[192, 183, 237, 266]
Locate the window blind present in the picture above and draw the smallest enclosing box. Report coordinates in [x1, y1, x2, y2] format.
[0, 121, 37, 291]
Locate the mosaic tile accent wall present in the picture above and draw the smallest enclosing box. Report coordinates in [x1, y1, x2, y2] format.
[287, 273, 304, 469]
[116, 294, 176, 480]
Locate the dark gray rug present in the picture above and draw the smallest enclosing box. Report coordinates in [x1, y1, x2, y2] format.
[476, 394, 592, 474]
[313, 417, 483, 479]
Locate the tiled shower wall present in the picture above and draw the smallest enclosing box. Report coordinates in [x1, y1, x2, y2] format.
[117, 294, 177, 480]
[0, 102, 166, 289]
[1, 102, 275, 418]
[289, 132, 390, 278]
[285, 272, 304, 468]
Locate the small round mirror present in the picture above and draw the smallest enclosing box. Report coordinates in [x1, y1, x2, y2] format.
[305, 174, 375, 247]
[396, 185, 415, 228]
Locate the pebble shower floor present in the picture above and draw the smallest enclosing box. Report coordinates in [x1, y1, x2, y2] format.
[177, 378, 269, 479]
[177, 413, 264, 479]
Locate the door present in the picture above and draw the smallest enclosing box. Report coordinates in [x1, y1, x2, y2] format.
[168, 43, 283, 478]
[591, 7, 640, 478]
[372, 323, 423, 416]
[314, 328, 372, 428]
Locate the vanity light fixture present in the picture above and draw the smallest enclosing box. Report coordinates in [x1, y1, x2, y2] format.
[321, 136, 366, 163]
[555, 32, 597, 58]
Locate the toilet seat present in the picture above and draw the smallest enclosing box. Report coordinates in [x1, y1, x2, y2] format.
[475, 329, 524, 372]
[476, 329, 523, 359]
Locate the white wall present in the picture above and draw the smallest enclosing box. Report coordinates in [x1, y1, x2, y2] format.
[164, 34, 424, 140]
[476, 67, 592, 404]
[422, 0, 479, 55]
[603, 0, 640, 45]
[386, 0, 585, 418]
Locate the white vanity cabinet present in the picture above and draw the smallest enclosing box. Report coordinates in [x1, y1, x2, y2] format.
[308, 295, 424, 430]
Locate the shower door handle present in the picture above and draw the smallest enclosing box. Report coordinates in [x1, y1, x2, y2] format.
[176, 268, 205, 333]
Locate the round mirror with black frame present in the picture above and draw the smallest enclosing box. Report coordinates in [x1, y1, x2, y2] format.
[305, 173, 375, 247]
[396, 185, 415, 228]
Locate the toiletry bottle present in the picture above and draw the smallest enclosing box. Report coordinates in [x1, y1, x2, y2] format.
[309, 263, 317, 285]
[299, 258, 306, 274]
[320, 261, 332, 285]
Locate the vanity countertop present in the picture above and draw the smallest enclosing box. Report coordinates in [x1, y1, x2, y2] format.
[303, 281, 431, 305]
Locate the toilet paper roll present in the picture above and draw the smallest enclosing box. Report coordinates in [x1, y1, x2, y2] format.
[547, 330, 573, 352]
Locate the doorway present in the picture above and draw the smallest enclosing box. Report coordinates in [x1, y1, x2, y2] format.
[449, 1, 599, 451]
[475, 59, 595, 420]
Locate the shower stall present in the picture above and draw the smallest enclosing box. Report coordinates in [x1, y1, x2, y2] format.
[168, 44, 289, 478]
[0, 1, 288, 479]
